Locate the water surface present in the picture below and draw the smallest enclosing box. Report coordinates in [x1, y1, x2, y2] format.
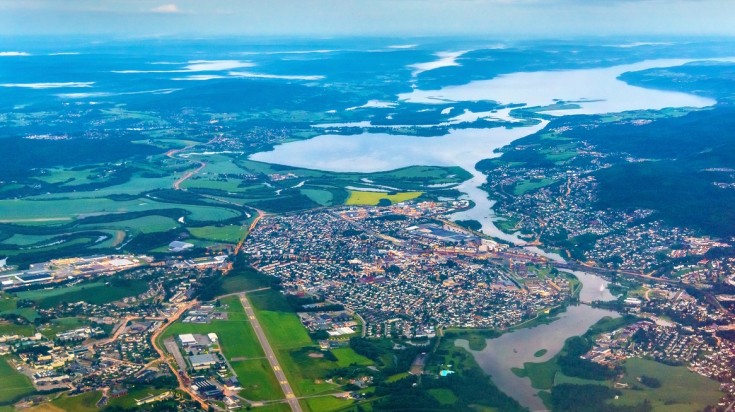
[456, 271, 619, 411]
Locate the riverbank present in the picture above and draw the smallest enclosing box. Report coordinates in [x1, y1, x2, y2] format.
[453, 268, 622, 411]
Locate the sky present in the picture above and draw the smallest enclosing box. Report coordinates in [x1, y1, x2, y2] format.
[0, 0, 734, 38]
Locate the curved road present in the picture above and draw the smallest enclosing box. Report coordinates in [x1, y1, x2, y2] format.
[238, 293, 302, 412]
[148, 301, 209, 410]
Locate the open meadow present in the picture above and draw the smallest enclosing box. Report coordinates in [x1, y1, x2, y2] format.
[0, 357, 36, 407]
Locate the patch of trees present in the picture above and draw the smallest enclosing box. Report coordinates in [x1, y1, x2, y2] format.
[342, 229, 363, 237]
[557, 336, 619, 380]
[370, 365, 525, 411]
[639, 375, 661, 388]
[349, 337, 423, 376]
[250, 191, 319, 213]
[0, 135, 162, 179]
[455, 220, 482, 231]
[384, 265, 401, 275]
[377, 198, 392, 207]
[425, 370, 525, 411]
[373, 376, 442, 411]
[349, 337, 389, 363]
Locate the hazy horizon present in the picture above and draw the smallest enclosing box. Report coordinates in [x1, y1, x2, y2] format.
[1, 0, 734, 38]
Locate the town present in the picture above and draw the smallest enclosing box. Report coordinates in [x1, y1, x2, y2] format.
[0, 199, 734, 411]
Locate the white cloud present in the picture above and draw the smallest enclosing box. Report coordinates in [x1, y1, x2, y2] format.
[0, 51, 30, 56]
[409, 50, 470, 77]
[56, 88, 179, 99]
[171, 74, 227, 81]
[150, 4, 180, 14]
[113, 60, 254, 74]
[227, 71, 324, 81]
[1, 82, 94, 89]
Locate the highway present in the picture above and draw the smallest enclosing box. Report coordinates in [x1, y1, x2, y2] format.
[239, 293, 303, 412]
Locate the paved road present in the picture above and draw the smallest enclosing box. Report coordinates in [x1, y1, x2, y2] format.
[239, 293, 303, 412]
[148, 301, 209, 410]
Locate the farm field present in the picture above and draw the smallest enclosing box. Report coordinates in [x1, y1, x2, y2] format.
[345, 190, 423, 206]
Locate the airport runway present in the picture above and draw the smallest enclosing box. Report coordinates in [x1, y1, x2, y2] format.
[239, 293, 303, 412]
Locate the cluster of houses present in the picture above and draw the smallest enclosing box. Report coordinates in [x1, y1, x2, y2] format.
[244, 206, 573, 336]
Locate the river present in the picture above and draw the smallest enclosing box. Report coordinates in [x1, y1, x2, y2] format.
[456, 271, 619, 411]
[250, 123, 547, 244]
[250, 58, 733, 248]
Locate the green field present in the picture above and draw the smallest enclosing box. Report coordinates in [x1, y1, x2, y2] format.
[0, 146, 468, 265]
[345, 190, 423, 206]
[248, 290, 312, 349]
[0, 197, 233, 223]
[611, 358, 722, 411]
[553, 371, 607, 387]
[429, 388, 459, 405]
[512, 358, 558, 390]
[49, 391, 101, 412]
[248, 403, 292, 412]
[0, 322, 36, 337]
[512, 178, 559, 196]
[188, 224, 246, 243]
[39, 317, 90, 339]
[331, 348, 374, 368]
[231, 358, 284, 401]
[303, 396, 356, 412]
[82, 215, 180, 234]
[159, 296, 264, 360]
[0, 294, 15, 312]
[3, 233, 61, 247]
[0, 357, 35, 406]
[300, 188, 334, 206]
[279, 349, 344, 397]
[248, 289, 356, 400]
[257, 311, 313, 350]
[158, 295, 283, 402]
[1, 289, 40, 323]
[15, 280, 149, 309]
[197, 266, 275, 301]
